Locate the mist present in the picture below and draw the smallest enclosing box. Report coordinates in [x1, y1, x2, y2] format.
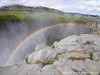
[3, 23, 95, 66]
[0, 8, 97, 66]
[0, 15, 63, 66]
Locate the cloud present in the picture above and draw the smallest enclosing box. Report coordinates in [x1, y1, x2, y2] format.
[0, 0, 26, 6]
[71, 0, 100, 12]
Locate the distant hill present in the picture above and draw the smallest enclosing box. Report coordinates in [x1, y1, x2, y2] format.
[0, 5, 99, 17]
[0, 5, 64, 14]
[0, 5, 100, 30]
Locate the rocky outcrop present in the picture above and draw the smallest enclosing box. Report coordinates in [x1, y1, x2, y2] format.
[0, 34, 100, 75]
[75, 21, 100, 33]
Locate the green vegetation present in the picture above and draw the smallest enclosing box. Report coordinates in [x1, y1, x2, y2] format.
[25, 57, 28, 64]
[87, 73, 92, 75]
[0, 11, 31, 19]
[0, 10, 96, 22]
[0, 5, 100, 27]
[0, 15, 22, 29]
[54, 54, 59, 61]
[57, 14, 67, 22]
[0, 11, 99, 23]
[0, 15, 20, 21]
[75, 17, 98, 22]
[34, 60, 41, 64]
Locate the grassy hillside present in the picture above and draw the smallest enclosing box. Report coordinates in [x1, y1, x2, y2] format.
[0, 5, 100, 30]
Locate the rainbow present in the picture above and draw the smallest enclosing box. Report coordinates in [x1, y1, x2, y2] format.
[5, 22, 74, 66]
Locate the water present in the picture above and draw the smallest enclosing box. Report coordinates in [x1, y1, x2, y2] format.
[5, 23, 96, 66]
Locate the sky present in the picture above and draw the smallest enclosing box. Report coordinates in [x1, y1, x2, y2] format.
[0, 0, 100, 16]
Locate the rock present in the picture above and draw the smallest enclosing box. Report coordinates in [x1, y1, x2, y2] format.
[85, 59, 100, 72]
[41, 65, 62, 75]
[0, 64, 42, 75]
[25, 46, 57, 65]
[53, 57, 67, 68]
[78, 34, 100, 51]
[57, 35, 79, 45]
[66, 60, 100, 75]
[35, 44, 46, 51]
[42, 64, 56, 71]
[1, 34, 100, 75]
[54, 35, 82, 51]
[41, 70, 62, 75]
[65, 51, 90, 61]
[24, 34, 100, 75]
[93, 52, 100, 62]
[55, 34, 100, 52]
[62, 66, 79, 75]
[53, 59, 79, 75]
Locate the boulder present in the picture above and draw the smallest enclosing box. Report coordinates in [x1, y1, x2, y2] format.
[55, 34, 100, 52]
[54, 35, 83, 52]
[25, 46, 57, 65]
[78, 34, 100, 51]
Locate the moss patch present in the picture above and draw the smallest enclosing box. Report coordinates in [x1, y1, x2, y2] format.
[34, 60, 41, 64]
[54, 54, 60, 61]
